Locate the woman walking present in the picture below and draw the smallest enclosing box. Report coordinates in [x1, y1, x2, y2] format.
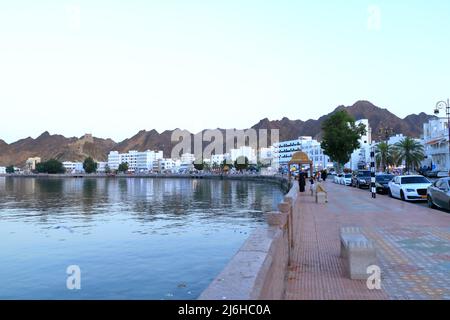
[299, 170, 307, 192]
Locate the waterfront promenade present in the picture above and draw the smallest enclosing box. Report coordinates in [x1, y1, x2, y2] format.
[286, 181, 450, 300]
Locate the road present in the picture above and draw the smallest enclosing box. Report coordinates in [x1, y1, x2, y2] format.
[332, 180, 449, 213]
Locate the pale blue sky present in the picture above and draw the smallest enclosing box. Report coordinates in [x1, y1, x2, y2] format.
[0, 1, 449, 143]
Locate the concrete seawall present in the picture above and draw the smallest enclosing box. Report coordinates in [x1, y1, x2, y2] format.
[199, 181, 299, 300]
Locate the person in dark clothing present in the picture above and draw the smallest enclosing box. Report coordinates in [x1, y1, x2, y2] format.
[298, 170, 307, 192]
[322, 170, 328, 181]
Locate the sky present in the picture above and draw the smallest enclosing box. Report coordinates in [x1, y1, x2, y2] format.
[1, 0, 449, 143]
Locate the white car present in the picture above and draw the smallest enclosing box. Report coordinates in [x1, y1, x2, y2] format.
[388, 175, 432, 201]
[334, 173, 343, 184]
[340, 174, 352, 186]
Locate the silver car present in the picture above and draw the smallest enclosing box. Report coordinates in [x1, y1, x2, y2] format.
[427, 178, 450, 211]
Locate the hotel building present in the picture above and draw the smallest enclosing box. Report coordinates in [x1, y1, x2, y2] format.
[107, 150, 163, 172]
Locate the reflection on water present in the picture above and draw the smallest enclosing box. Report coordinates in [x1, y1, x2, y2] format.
[0, 177, 284, 299]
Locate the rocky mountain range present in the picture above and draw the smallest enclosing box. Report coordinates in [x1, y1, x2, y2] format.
[0, 101, 435, 166]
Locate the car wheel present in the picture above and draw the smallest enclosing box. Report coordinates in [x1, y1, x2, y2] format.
[400, 190, 405, 201]
[388, 188, 393, 198]
[427, 196, 436, 209]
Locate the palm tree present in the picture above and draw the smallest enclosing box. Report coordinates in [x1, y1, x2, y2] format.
[393, 137, 425, 173]
[375, 141, 394, 172]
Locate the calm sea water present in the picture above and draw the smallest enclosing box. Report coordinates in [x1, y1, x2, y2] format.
[0, 177, 283, 299]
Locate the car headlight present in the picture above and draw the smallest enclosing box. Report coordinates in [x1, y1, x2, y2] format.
[375, 182, 382, 187]
[406, 189, 415, 192]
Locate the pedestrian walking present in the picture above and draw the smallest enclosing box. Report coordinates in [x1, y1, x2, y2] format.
[322, 170, 328, 182]
[299, 170, 307, 193]
[310, 176, 316, 196]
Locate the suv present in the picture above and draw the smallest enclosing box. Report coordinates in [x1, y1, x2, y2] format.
[351, 170, 372, 189]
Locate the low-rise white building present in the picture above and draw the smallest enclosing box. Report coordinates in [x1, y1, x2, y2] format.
[345, 119, 373, 171]
[97, 162, 107, 173]
[274, 136, 333, 171]
[108, 150, 163, 172]
[423, 118, 449, 171]
[154, 158, 176, 173]
[181, 153, 196, 165]
[388, 134, 406, 146]
[0, 166, 6, 174]
[211, 153, 231, 165]
[62, 162, 84, 174]
[230, 146, 257, 164]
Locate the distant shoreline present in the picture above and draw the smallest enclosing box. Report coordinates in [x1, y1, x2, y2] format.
[0, 173, 292, 192]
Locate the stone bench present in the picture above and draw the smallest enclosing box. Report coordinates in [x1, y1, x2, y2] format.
[340, 227, 377, 280]
[314, 183, 328, 204]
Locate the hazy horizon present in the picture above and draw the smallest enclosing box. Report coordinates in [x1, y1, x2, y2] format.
[1, 1, 449, 143]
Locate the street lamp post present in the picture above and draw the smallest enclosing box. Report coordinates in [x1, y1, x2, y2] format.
[434, 99, 450, 174]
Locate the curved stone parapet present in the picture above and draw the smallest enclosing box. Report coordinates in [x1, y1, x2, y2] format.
[198, 180, 299, 300]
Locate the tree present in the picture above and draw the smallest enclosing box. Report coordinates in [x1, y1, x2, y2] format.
[118, 162, 129, 173]
[393, 137, 424, 173]
[320, 110, 366, 171]
[104, 164, 111, 174]
[36, 159, 65, 174]
[193, 161, 204, 171]
[220, 159, 233, 170]
[6, 165, 15, 174]
[212, 162, 220, 171]
[375, 141, 394, 172]
[234, 156, 249, 171]
[83, 157, 98, 174]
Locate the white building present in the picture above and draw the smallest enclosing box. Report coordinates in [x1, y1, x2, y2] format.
[211, 153, 231, 165]
[108, 150, 163, 172]
[181, 153, 196, 165]
[230, 146, 257, 164]
[97, 162, 107, 173]
[62, 162, 84, 174]
[0, 166, 6, 174]
[423, 118, 449, 172]
[136, 150, 163, 172]
[388, 134, 406, 146]
[107, 151, 121, 170]
[259, 147, 275, 166]
[154, 159, 176, 173]
[346, 119, 373, 170]
[273, 136, 333, 171]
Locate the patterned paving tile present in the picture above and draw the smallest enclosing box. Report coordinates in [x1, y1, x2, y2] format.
[285, 182, 450, 300]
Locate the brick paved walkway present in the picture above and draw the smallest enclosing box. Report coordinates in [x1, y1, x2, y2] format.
[285, 181, 450, 300]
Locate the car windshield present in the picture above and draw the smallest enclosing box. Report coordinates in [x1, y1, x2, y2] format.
[401, 176, 430, 184]
[345, 174, 352, 178]
[376, 175, 394, 183]
[357, 171, 371, 177]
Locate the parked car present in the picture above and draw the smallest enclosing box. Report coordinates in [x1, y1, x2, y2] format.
[340, 174, 352, 186]
[388, 175, 432, 201]
[424, 170, 439, 178]
[334, 173, 343, 184]
[375, 174, 395, 194]
[351, 170, 372, 189]
[427, 178, 450, 211]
